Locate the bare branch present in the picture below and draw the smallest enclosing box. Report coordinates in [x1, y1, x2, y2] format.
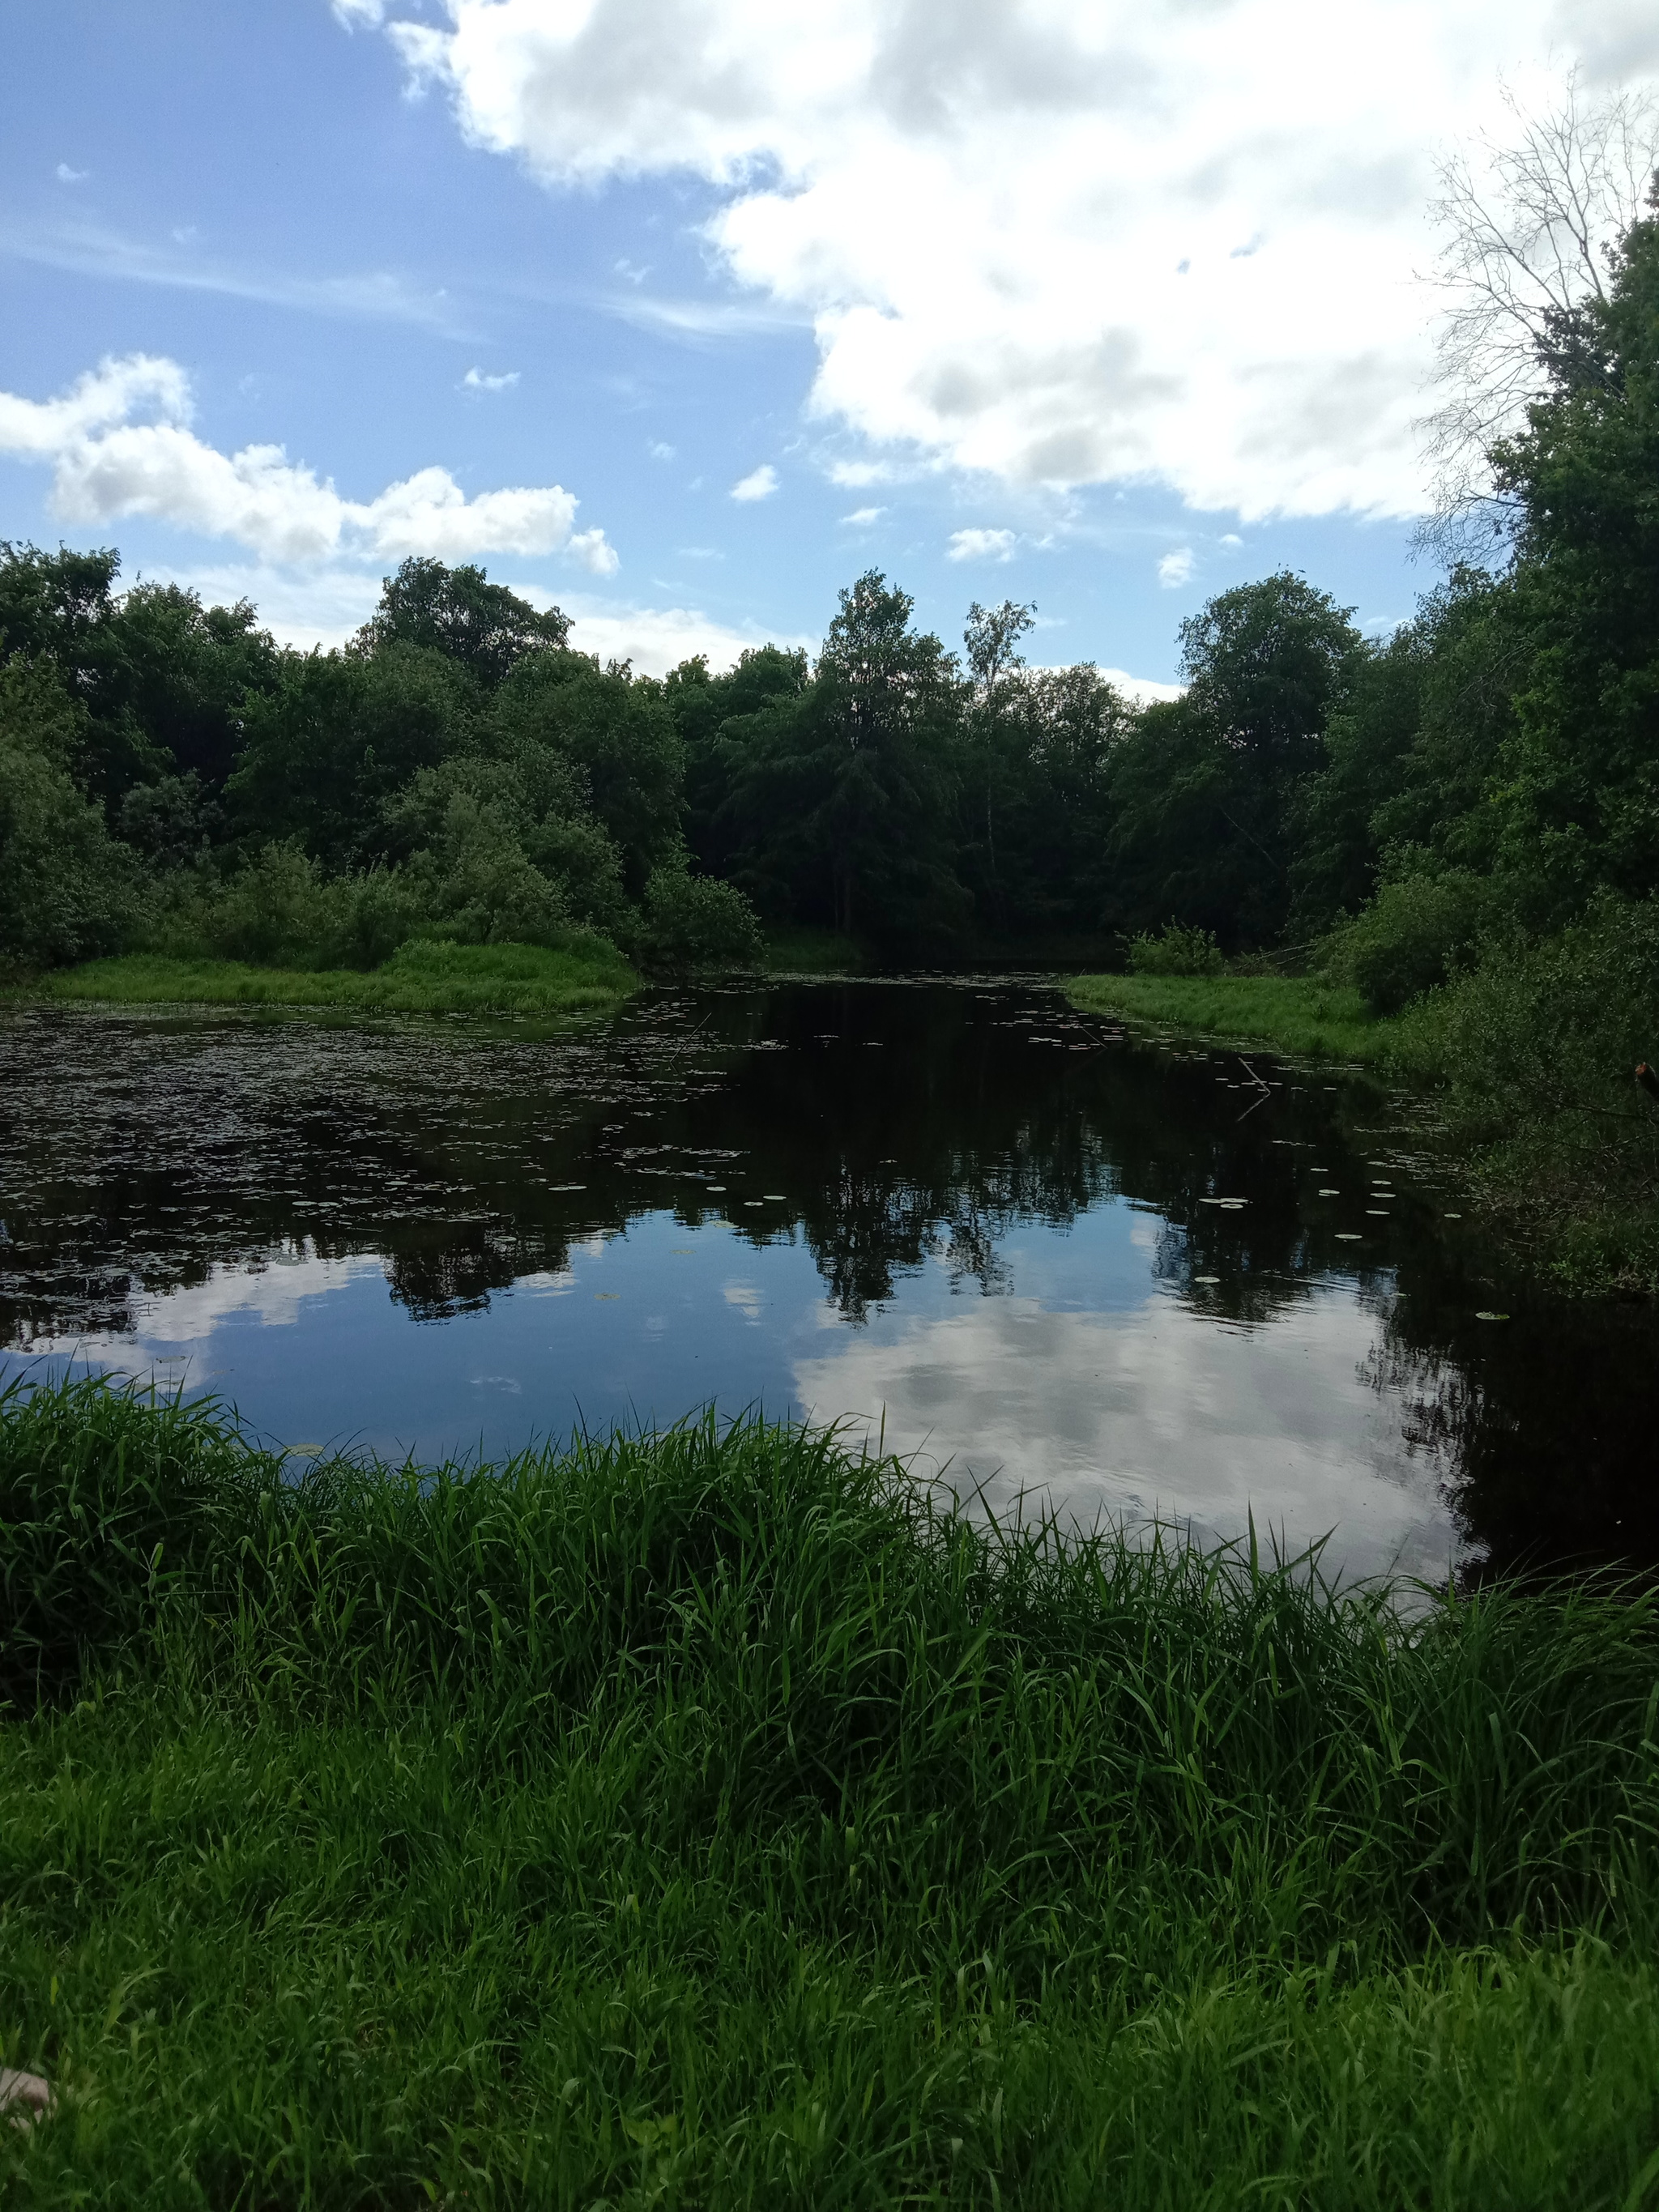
[1418, 70, 1659, 556]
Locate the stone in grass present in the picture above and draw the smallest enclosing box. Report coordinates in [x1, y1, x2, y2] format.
[0, 2069, 53, 2127]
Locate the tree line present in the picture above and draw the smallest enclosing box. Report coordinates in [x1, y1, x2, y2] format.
[2, 184, 1655, 1008]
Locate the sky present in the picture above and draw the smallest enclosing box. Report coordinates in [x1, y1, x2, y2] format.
[2, 1, 1655, 688]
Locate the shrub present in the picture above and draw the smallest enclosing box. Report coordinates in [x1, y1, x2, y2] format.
[1322, 870, 1492, 1013]
[637, 866, 765, 970]
[1127, 920, 1224, 976]
[0, 657, 145, 970]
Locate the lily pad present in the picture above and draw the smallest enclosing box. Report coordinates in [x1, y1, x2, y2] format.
[1475, 1310, 1510, 1321]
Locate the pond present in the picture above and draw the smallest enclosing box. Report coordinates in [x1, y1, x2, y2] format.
[5, 978, 1658, 1585]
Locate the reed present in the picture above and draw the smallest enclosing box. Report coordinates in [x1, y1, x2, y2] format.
[3, 1373, 1657, 2206]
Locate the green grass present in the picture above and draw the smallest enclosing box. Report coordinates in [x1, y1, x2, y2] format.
[3, 1372, 1659, 2205]
[31, 937, 640, 1017]
[759, 924, 868, 974]
[1066, 972, 1405, 1064]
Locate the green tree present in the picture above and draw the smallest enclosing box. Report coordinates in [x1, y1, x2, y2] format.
[0, 657, 141, 967]
[228, 644, 480, 867]
[488, 652, 684, 897]
[1482, 195, 1659, 915]
[722, 573, 966, 942]
[1108, 573, 1363, 948]
[356, 558, 570, 687]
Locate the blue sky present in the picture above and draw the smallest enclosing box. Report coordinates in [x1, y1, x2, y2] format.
[2, 0, 1651, 684]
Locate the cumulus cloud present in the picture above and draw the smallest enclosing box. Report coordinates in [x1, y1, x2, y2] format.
[561, 597, 812, 673]
[55, 162, 88, 184]
[0, 353, 616, 571]
[947, 526, 1016, 563]
[377, 0, 1644, 519]
[841, 505, 885, 526]
[332, 0, 385, 26]
[730, 461, 779, 502]
[461, 365, 520, 390]
[1157, 547, 1196, 589]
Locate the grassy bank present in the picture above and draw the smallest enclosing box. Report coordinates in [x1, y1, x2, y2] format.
[1065, 972, 1402, 1065]
[28, 936, 640, 1018]
[759, 924, 868, 974]
[3, 1374, 1659, 2206]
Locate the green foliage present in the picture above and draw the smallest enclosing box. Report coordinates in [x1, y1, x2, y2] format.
[1320, 870, 1495, 1013]
[716, 573, 968, 947]
[42, 939, 638, 1017]
[226, 641, 481, 867]
[1483, 205, 1659, 915]
[353, 555, 569, 684]
[491, 649, 684, 896]
[1068, 972, 1391, 1064]
[149, 842, 420, 970]
[637, 863, 765, 971]
[0, 657, 143, 970]
[1107, 575, 1365, 948]
[1386, 892, 1659, 1285]
[2, 1375, 1659, 2200]
[1127, 919, 1225, 976]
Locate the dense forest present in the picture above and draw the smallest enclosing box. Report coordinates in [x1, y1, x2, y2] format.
[2, 194, 1657, 1025]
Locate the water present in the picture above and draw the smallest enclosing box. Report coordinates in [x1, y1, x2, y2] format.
[5, 978, 1657, 1584]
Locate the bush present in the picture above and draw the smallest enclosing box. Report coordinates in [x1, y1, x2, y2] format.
[150, 842, 420, 970]
[1388, 891, 1659, 1284]
[0, 657, 145, 970]
[1127, 920, 1224, 976]
[1322, 870, 1492, 1013]
[637, 866, 765, 970]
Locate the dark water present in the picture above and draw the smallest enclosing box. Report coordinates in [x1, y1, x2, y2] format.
[4, 979, 1657, 1584]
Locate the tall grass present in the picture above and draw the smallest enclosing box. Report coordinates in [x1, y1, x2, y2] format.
[3, 1373, 1658, 2205]
[33, 936, 639, 1016]
[1067, 971, 1401, 1063]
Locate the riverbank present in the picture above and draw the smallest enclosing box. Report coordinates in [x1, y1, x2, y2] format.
[1064, 970, 1659, 1296]
[19, 937, 641, 1017]
[3, 1373, 1657, 2205]
[1065, 971, 1407, 1066]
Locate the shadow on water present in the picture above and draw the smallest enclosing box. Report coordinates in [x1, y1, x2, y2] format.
[3, 978, 1657, 1583]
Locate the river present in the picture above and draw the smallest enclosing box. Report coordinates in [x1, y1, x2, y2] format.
[5, 978, 1657, 1584]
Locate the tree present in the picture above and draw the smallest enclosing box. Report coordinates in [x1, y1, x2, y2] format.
[488, 651, 684, 897]
[1108, 574, 1363, 947]
[1483, 191, 1659, 914]
[1422, 73, 1659, 549]
[356, 558, 570, 687]
[228, 644, 480, 867]
[0, 656, 140, 967]
[961, 598, 1035, 917]
[720, 573, 966, 942]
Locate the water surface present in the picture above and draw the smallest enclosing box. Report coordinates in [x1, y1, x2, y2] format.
[5, 978, 1657, 1583]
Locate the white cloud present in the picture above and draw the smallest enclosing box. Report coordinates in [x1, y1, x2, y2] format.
[138, 561, 386, 649]
[730, 461, 779, 501]
[825, 459, 893, 488]
[381, 0, 1644, 519]
[1096, 666, 1184, 705]
[55, 163, 88, 184]
[1, 220, 467, 333]
[947, 526, 1016, 563]
[332, 0, 386, 26]
[0, 353, 616, 571]
[462, 364, 520, 390]
[1158, 547, 1196, 589]
[561, 595, 812, 673]
[647, 438, 676, 460]
[840, 504, 885, 525]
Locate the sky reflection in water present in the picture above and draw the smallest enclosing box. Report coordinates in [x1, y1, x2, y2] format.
[6, 981, 1657, 1585]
